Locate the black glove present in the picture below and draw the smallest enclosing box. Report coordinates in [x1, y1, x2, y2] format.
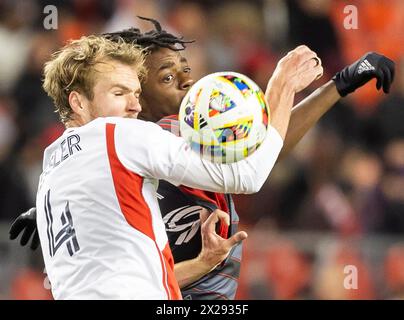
[333, 52, 395, 97]
[9, 207, 40, 250]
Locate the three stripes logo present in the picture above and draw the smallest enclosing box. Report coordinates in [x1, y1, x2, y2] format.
[44, 190, 80, 257]
[358, 59, 375, 74]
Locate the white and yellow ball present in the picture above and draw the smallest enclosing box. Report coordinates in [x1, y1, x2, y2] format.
[179, 72, 270, 163]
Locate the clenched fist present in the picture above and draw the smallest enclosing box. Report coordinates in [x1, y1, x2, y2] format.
[269, 45, 323, 94]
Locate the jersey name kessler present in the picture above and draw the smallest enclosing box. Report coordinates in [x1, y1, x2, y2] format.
[48, 134, 82, 170]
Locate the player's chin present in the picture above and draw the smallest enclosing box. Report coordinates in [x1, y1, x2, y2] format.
[177, 92, 187, 106]
[171, 99, 183, 114]
[125, 113, 139, 119]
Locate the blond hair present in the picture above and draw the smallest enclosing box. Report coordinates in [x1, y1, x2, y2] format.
[43, 35, 146, 125]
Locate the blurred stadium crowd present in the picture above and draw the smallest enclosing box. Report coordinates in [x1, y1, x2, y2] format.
[0, 0, 404, 299]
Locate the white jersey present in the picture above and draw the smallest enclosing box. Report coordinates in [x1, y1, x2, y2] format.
[36, 117, 283, 300]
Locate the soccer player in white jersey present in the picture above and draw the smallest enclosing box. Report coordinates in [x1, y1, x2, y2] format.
[34, 34, 323, 299]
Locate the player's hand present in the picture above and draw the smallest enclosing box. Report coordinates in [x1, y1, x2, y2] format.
[269, 45, 323, 94]
[198, 208, 248, 271]
[9, 207, 40, 250]
[333, 52, 395, 97]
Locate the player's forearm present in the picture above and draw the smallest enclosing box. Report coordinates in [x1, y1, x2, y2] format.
[174, 257, 214, 289]
[279, 80, 340, 159]
[206, 81, 295, 194]
[212, 125, 283, 194]
[171, 124, 283, 194]
[265, 79, 295, 141]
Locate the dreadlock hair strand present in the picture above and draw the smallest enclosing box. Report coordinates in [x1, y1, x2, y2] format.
[103, 16, 194, 52]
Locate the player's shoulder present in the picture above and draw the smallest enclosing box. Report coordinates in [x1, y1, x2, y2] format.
[98, 117, 162, 132]
[103, 117, 170, 145]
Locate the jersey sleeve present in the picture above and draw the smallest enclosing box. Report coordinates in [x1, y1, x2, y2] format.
[113, 118, 283, 194]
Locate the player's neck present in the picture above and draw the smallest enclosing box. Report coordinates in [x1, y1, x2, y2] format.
[65, 119, 85, 128]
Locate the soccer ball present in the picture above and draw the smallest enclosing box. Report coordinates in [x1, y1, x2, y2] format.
[179, 72, 270, 163]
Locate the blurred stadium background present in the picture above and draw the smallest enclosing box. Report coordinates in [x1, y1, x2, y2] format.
[0, 0, 404, 300]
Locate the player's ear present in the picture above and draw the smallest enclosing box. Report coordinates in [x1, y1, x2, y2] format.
[69, 91, 87, 117]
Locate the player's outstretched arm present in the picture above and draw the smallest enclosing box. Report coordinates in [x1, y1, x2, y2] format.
[174, 208, 247, 288]
[9, 207, 40, 250]
[278, 52, 395, 159]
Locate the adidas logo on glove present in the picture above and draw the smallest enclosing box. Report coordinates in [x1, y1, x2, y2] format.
[358, 59, 375, 74]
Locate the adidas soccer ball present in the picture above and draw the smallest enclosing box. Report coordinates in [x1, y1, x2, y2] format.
[179, 72, 270, 163]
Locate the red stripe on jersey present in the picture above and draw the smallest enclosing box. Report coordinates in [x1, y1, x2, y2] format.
[105, 123, 181, 300]
[106, 123, 155, 240]
[162, 242, 182, 299]
[154, 242, 171, 299]
[165, 114, 179, 120]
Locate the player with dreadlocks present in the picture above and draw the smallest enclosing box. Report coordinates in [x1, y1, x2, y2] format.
[10, 16, 395, 300]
